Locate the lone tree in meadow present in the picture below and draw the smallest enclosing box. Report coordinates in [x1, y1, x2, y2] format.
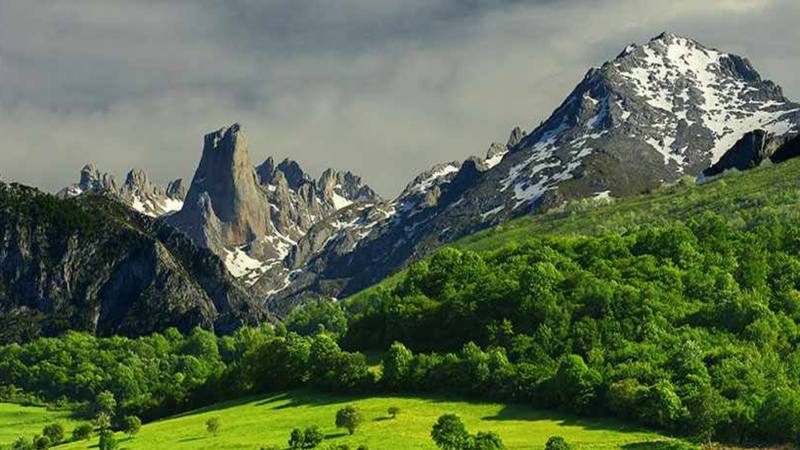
[122, 416, 142, 439]
[431, 414, 471, 450]
[388, 406, 401, 419]
[545, 436, 573, 450]
[335, 406, 365, 435]
[206, 417, 222, 436]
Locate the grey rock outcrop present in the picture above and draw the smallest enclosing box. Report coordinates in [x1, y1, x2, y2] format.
[168, 124, 274, 259]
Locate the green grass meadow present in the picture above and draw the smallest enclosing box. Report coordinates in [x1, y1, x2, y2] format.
[37, 390, 679, 450]
[0, 403, 79, 445]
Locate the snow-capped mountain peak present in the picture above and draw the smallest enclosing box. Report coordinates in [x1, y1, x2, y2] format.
[500, 33, 800, 213]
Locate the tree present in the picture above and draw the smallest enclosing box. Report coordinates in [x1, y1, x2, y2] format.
[72, 423, 94, 441]
[98, 429, 118, 450]
[431, 414, 471, 450]
[42, 423, 64, 445]
[32, 435, 50, 450]
[756, 388, 800, 444]
[122, 416, 142, 439]
[336, 406, 365, 435]
[289, 428, 305, 449]
[303, 426, 324, 449]
[206, 417, 222, 436]
[553, 355, 602, 414]
[545, 436, 573, 450]
[12, 437, 32, 450]
[473, 431, 505, 450]
[94, 391, 117, 419]
[388, 406, 401, 419]
[382, 343, 414, 390]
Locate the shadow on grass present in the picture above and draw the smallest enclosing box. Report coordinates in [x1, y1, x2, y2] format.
[623, 442, 691, 450]
[373, 416, 393, 422]
[482, 405, 655, 434]
[177, 436, 206, 443]
[324, 432, 349, 439]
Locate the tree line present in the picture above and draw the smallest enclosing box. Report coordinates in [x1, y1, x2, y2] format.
[3, 213, 800, 445]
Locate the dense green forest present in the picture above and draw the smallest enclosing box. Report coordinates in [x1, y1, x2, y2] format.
[6, 162, 800, 447]
[4, 211, 800, 446]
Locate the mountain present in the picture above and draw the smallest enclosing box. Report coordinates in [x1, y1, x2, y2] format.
[0, 181, 266, 344]
[166, 124, 382, 287]
[58, 164, 186, 217]
[261, 33, 800, 306]
[48, 33, 800, 313]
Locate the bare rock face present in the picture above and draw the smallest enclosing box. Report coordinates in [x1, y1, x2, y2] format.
[703, 130, 788, 177]
[168, 124, 273, 258]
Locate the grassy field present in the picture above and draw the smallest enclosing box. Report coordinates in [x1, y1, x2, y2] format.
[0, 403, 80, 444]
[47, 390, 680, 450]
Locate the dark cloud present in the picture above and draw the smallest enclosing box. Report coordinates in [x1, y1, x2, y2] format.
[0, 0, 798, 196]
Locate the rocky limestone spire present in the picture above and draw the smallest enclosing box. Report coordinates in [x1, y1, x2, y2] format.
[507, 126, 526, 148]
[168, 124, 272, 255]
[166, 179, 186, 200]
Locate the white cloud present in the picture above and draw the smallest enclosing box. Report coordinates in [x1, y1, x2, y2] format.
[0, 0, 798, 197]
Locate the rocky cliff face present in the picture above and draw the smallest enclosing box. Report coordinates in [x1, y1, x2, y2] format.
[704, 130, 800, 177]
[0, 183, 266, 344]
[162, 124, 382, 288]
[58, 164, 185, 217]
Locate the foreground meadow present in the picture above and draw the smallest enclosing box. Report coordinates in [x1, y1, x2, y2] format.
[40, 389, 679, 450]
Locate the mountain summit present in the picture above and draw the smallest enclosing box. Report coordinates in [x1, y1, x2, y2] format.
[261, 33, 800, 305]
[490, 32, 800, 212]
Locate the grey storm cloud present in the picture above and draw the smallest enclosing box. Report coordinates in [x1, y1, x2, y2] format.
[1, 0, 799, 197]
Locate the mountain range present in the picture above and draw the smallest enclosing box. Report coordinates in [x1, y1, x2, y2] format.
[31, 32, 800, 324]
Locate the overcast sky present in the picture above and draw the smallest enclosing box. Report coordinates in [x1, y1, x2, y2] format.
[1, 0, 799, 197]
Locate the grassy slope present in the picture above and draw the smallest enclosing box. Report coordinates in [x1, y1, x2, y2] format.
[51, 390, 675, 450]
[350, 159, 800, 302]
[0, 403, 79, 444]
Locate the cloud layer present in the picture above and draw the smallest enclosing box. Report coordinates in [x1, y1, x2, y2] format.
[1, 0, 798, 197]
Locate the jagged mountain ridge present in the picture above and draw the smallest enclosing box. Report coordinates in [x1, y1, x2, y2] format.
[0, 181, 266, 343]
[165, 125, 383, 286]
[51, 33, 800, 313]
[58, 164, 186, 217]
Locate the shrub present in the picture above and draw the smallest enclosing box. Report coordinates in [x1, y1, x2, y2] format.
[289, 428, 305, 449]
[98, 429, 118, 450]
[32, 435, 50, 450]
[545, 436, 573, 450]
[72, 423, 94, 441]
[122, 416, 142, 438]
[388, 406, 401, 419]
[303, 426, 325, 449]
[42, 423, 64, 445]
[206, 417, 221, 436]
